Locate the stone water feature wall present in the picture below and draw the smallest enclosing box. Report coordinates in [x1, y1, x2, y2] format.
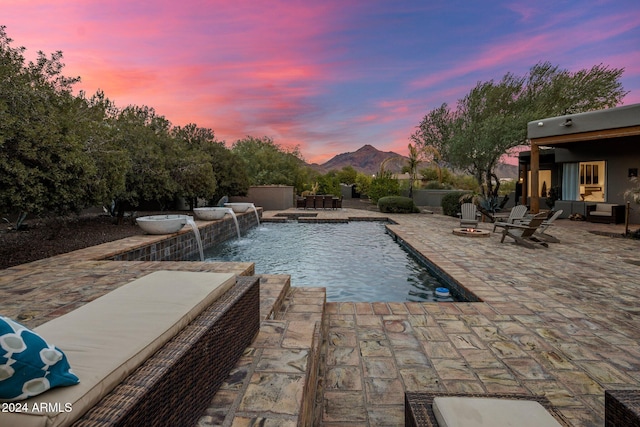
[106, 209, 261, 262]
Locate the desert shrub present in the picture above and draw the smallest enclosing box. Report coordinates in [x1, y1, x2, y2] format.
[368, 170, 400, 203]
[377, 196, 419, 213]
[441, 191, 470, 217]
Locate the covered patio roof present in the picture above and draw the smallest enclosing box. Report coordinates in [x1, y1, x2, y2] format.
[527, 103, 640, 212]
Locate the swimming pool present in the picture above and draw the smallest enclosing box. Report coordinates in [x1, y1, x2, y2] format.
[203, 221, 457, 302]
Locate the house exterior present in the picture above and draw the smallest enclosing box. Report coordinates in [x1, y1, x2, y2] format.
[518, 103, 640, 223]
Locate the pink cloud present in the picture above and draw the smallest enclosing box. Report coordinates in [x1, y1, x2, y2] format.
[410, 11, 640, 91]
[28, 0, 353, 148]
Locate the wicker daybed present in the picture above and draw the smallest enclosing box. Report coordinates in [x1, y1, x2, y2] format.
[1, 271, 260, 427]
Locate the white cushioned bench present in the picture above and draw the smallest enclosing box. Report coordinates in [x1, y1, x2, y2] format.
[1, 271, 259, 427]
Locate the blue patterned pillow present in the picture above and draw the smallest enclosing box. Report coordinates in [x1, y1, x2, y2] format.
[0, 316, 79, 401]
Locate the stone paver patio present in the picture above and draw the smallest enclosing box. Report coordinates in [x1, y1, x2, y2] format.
[1, 207, 639, 426]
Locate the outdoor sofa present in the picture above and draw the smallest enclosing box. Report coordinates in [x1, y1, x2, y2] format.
[585, 203, 625, 224]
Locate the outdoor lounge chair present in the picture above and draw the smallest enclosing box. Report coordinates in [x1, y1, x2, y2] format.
[534, 209, 563, 242]
[499, 212, 549, 249]
[459, 203, 479, 228]
[507, 209, 563, 243]
[492, 205, 528, 232]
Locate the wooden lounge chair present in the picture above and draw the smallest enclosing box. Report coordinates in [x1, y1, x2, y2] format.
[492, 205, 528, 232]
[534, 209, 563, 242]
[459, 203, 479, 228]
[500, 212, 549, 249]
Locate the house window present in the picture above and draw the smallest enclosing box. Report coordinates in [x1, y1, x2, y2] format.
[578, 161, 605, 202]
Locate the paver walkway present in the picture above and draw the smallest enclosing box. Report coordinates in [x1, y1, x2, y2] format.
[293, 209, 639, 427]
[1, 207, 639, 427]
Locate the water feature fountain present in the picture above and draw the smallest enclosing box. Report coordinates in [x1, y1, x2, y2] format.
[184, 216, 204, 261]
[226, 209, 241, 239]
[135, 214, 204, 261]
[193, 207, 241, 239]
[136, 214, 187, 235]
[225, 203, 260, 225]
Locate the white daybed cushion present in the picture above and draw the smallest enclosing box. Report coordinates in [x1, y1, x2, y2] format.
[0, 270, 236, 427]
[433, 396, 563, 427]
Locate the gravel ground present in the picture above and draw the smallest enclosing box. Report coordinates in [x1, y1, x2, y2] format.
[0, 213, 142, 270]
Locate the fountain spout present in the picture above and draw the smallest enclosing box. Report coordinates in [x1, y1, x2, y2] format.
[250, 203, 260, 225]
[226, 208, 241, 239]
[185, 216, 204, 261]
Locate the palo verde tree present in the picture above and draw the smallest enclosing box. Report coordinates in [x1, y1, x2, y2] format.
[411, 62, 627, 205]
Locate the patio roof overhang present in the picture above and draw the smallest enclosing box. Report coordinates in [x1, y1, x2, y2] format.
[526, 103, 640, 212]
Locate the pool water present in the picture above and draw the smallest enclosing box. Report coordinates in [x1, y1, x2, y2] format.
[203, 221, 456, 302]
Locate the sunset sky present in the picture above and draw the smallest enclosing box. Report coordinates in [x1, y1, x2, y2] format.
[3, 0, 640, 164]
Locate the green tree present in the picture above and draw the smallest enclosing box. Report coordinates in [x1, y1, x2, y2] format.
[0, 27, 101, 224]
[336, 166, 358, 185]
[110, 105, 178, 215]
[201, 139, 250, 203]
[354, 172, 372, 196]
[79, 90, 129, 208]
[368, 170, 400, 203]
[170, 123, 218, 209]
[316, 170, 341, 196]
[232, 136, 306, 192]
[410, 103, 451, 184]
[412, 62, 627, 201]
[449, 74, 527, 198]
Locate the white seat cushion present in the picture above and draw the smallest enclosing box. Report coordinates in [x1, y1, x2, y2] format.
[595, 204, 614, 212]
[433, 396, 563, 427]
[1, 271, 236, 427]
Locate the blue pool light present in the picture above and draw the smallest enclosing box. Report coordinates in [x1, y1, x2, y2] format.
[435, 287, 451, 298]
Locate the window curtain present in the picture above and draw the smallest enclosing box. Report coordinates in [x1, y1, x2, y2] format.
[562, 163, 579, 200]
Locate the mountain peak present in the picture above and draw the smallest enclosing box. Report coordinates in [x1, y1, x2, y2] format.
[318, 145, 407, 175]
